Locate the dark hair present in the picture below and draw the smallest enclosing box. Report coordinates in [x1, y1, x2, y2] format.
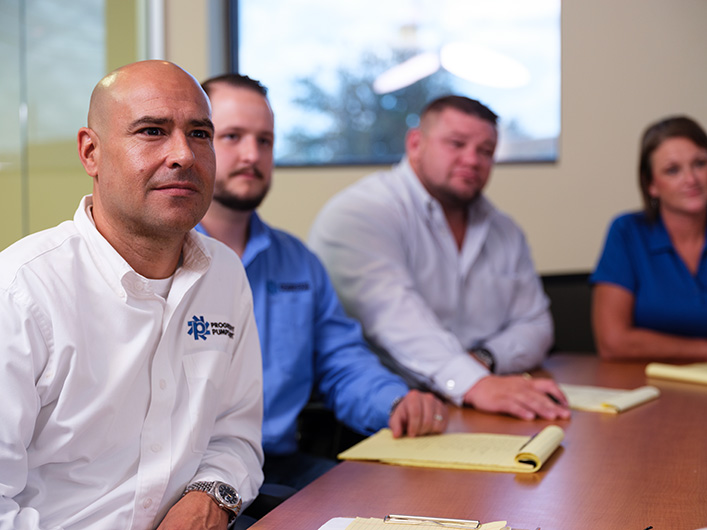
[420, 95, 498, 126]
[639, 116, 707, 221]
[201, 73, 268, 98]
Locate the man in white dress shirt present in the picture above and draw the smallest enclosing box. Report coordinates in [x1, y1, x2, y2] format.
[309, 95, 570, 421]
[0, 61, 263, 529]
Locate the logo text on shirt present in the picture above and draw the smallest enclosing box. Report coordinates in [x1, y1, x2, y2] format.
[267, 280, 311, 294]
[187, 316, 235, 340]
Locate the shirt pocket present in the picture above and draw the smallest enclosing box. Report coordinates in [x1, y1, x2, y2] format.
[182, 350, 229, 453]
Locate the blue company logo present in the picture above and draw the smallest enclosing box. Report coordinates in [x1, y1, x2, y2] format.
[187, 316, 235, 340]
[187, 315, 211, 341]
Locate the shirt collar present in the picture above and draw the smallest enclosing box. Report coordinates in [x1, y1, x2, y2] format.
[646, 215, 677, 254]
[75, 195, 211, 299]
[241, 212, 271, 268]
[181, 228, 212, 273]
[645, 214, 707, 259]
[399, 157, 438, 222]
[195, 212, 271, 269]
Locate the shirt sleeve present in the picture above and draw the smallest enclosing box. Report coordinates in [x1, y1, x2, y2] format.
[189, 280, 264, 506]
[0, 288, 55, 529]
[590, 215, 638, 293]
[308, 252, 409, 435]
[309, 193, 489, 405]
[480, 231, 554, 375]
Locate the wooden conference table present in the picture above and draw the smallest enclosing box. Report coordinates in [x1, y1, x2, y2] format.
[250, 354, 707, 530]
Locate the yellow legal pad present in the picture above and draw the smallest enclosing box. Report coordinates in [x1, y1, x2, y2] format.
[559, 383, 660, 413]
[337, 425, 564, 473]
[645, 362, 707, 385]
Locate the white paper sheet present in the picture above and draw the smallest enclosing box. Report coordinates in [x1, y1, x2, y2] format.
[318, 518, 354, 530]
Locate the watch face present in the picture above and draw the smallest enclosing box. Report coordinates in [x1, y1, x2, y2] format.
[217, 483, 240, 506]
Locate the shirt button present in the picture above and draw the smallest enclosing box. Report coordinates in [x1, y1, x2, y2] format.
[446, 379, 456, 390]
[143, 498, 153, 509]
[151, 443, 162, 453]
[160, 379, 167, 390]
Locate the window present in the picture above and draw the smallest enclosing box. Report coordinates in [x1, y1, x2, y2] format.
[231, 0, 560, 166]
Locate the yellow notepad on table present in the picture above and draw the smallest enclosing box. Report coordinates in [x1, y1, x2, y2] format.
[337, 425, 563, 473]
[559, 383, 660, 413]
[645, 362, 707, 385]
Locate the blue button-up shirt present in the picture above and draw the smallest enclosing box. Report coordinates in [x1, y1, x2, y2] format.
[197, 214, 408, 454]
[592, 212, 707, 337]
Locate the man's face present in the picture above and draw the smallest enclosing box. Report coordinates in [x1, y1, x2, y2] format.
[407, 107, 497, 209]
[208, 85, 274, 211]
[83, 63, 216, 241]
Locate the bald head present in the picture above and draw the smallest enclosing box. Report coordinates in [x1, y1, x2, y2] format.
[87, 60, 211, 135]
[76, 60, 217, 276]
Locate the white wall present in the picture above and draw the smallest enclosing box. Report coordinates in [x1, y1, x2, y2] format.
[167, 0, 707, 274]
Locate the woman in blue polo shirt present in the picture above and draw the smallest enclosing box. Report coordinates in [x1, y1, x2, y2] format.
[592, 116, 707, 360]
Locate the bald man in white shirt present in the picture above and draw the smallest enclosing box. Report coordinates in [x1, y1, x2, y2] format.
[0, 61, 262, 530]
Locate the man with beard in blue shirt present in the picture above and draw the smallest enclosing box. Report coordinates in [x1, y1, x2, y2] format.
[196, 74, 448, 496]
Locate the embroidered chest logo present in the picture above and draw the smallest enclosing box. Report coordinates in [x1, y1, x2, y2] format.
[187, 316, 211, 340]
[187, 316, 235, 340]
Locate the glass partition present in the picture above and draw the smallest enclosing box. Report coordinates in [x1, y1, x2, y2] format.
[0, 0, 25, 247]
[0, 0, 140, 250]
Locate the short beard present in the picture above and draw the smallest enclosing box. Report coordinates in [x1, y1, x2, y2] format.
[212, 167, 270, 212]
[213, 189, 268, 212]
[434, 187, 481, 210]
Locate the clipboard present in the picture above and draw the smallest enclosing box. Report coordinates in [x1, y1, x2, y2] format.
[321, 515, 539, 530]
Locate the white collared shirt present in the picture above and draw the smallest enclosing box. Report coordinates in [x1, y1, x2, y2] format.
[309, 159, 553, 405]
[0, 196, 263, 529]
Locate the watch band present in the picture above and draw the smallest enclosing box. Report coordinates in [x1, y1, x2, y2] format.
[472, 347, 496, 373]
[183, 481, 242, 522]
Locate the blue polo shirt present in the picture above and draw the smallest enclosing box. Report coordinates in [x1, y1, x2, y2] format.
[196, 214, 408, 455]
[591, 212, 707, 337]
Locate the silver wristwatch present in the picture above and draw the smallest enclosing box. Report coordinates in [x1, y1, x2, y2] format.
[183, 481, 242, 522]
